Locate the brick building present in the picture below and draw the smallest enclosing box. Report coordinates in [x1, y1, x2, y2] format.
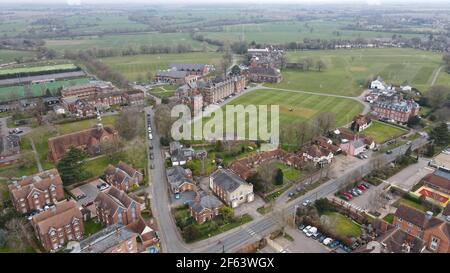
[47, 124, 118, 161]
[31, 200, 84, 251]
[105, 161, 143, 192]
[8, 169, 65, 214]
[200, 76, 246, 105]
[166, 166, 196, 196]
[210, 169, 254, 208]
[94, 186, 141, 226]
[372, 95, 420, 123]
[189, 193, 223, 224]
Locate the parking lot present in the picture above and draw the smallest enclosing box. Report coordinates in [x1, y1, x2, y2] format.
[70, 178, 109, 216]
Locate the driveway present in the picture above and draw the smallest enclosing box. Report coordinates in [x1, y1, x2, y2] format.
[386, 157, 433, 191]
[277, 227, 330, 253]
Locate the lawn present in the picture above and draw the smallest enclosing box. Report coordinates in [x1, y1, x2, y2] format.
[149, 86, 177, 99]
[101, 52, 223, 82]
[362, 121, 408, 143]
[0, 77, 91, 103]
[0, 50, 36, 64]
[83, 219, 103, 236]
[274, 162, 302, 182]
[383, 213, 395, 224]
[321, 212, 362, 238]
[0, 63, 78, 77]
[267, 48, 443, 96]
[55, 114, 118, 135]
[393, 198, 427, 212]
[194, 88, 364, 140]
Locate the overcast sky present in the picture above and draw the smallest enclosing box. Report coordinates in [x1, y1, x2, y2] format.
[1, 0, 448, 5]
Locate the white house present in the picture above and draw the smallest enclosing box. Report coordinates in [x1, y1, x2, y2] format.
[370, 76, 387, 90]
[209, 169, 254, 208]
[400, 82, 412, 92]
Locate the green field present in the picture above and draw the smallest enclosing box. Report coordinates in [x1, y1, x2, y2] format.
[46, 32, 209, 54]
[55, 114, 118, 135]
[194, 89, 363, 139]
[0, 50, 36, 64]
[0, 63, 78, 76]
[102, 52, 223, 81]
[198, 20, 420, 44]
[362, 121, 408, 143]
[267, 48, 444, 96]
[321, 212, 362, 238]
[0, 77, 91, 102]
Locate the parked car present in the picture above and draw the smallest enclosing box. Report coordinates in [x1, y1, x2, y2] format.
[342, 192, 353, 199]
[303, 225, 312, 234]
[318, 235, 327, 243]
[149, 153, 154, 160]
[313, 232, 322, 240]
[298, 224, 306, 230]
[340, 244, 351, 253]
[329, 240, 340, 249]
[354, 188, 363, 195]
[150, 163, 154, 169]
[386, 150, 393, 154]
[362, 182, 371, 188]
[302, 199, 312, 207]
[308, 227, 318, 237]
[357, 184, 367, 191]
[323, 238, 333, 246]
[149, 133, 153, 140]
[340, 194, 350, 201]
[349, 190, 359, 197]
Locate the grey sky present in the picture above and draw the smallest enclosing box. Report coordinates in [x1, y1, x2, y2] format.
[1, 0, 447, 4]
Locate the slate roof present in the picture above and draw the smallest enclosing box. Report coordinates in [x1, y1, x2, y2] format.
[422, 169, 450, 191]
[191, 194, 223, 213]
[94, 186, 137, 215]
[79, 223, 137, 253]
[211, 169, 249, 193]
[156, 70, 188, 79]
[169, 64, 206, 71]
[166, 166, 194, 190]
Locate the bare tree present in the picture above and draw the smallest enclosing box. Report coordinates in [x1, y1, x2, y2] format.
[115, 108, 143, 140]
[316, 59, 327, 72]
[314, 112, 336, 134]
[153, 104, 175, 139]
[5, 218, 33, 251]
[257, 161, 276, 193]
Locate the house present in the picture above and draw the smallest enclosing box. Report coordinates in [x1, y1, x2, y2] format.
[372, 95, 420, 123]
[169, 63, 212, 76]
[370, 76, 387, 90]
[126, 217, 159, 252]
[189, 193, 224, 224]
[200, 76, 246, 105]
[94, 186, 141, 226]
[105, 161, 143, 192]
[69, 223, 139, 253]
[247, 67, 282, 83]
[31, 200, 84, 251]
[393, 205, 450, 252]
[169, 141, 195, 166]
[351, 114, 372, 132]
[8, 169, 65, 214]
[400, 81, 413, 92]
[312, 136, 342, 154]
[61, 82, 116, 99]
[247, 48, 270, 57]
[47, 123, 118, 161]
[302, 144, 334, 165]
[422, 169, 450, 195]
[166, 166, 196, 196]
[209, 169, 254, 208]
[340, 138, 366, 156]
[122, 90, 145, 105]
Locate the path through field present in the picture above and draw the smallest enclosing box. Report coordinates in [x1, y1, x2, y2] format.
[431, 65, 445, 86]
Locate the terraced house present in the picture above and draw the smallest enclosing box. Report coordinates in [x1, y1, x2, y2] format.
[8, 169, 64, 214]
[94, 186, 141, 226]
[105, 161, 143, 192]
[31, 200, 84, 251]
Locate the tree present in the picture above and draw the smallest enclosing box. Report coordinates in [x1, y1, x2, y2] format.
[230, 65, 241, 76]
[146, 71, 153, 83]
[183, 225, 200, 242]
[115, 108, 142, 141]
[274, 168, 283, 185]
[124, 138, 146, 169]
[17, 151, 35, 170]
[427, 85, 450, 110]
[299, 57, 314, 71]
[257, 161, 276, 192]
[100, 138, 124, 161]
[219, 206, 233, 221]
[316, 59, 327, 72]
[314, 198, 335, 215]
[429, 122, 450, 146]
[407, 115, 421, 128]
[154, 104, 174, 139]
[425, 143, 435, 157]
[314, 112, 336, 134]
[0, 229, 6, 248]
[56, 146, 89, 185]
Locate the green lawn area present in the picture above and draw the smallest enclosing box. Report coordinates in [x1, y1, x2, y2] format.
[0, 63, 77, 76]
[102, 52, 223, 82]
[0, 50, 36, 64]
[55, 114, 118, 135]
[265, 183, 292, 202]
[194, 89, 363, 140]
[149, 86, 177, 99]
[274, 162, 302, 182]
[383, 213, 395, 224]
[393, 198, 427, 212]
[0, 77, 91, 103]
[266, 48, 443, 96]
[362, 121, 408, 143]
[321, 212, 362, 238]
[83, 219, 103, 236]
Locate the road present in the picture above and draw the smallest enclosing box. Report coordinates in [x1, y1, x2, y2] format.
[197, 137, 428, 253]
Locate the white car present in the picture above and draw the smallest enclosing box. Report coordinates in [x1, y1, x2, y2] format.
[148, 133, 153, 140]
[309, 227, 318, 237]
[302, 225, 312, 234]
[323, 238, 333, 246]
[302, 199, 311, 207]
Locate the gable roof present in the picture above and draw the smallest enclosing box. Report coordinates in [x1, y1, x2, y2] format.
[166, 166, 194, 190]
[9, 168, 62, 201]
[170, 64, 206, 71]
[191, 194, 223, 213]
[422, 170, 450, 191]
[79, 223, 137, 253]
[395, 205, 442, 229]
[94, 186, 137, 215]
[32, 200, 82, 235]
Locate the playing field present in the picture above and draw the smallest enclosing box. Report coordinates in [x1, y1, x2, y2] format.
[0, 50, 35, 65]
[0, 77, 91, 102]
[361, 121, 408, 143]
[101, 52, 223, 81]
[193, 89, 363, 139]
[0, 63, 78, 77]
[266, 48, 444, 96]
[198, 20, 420, 44]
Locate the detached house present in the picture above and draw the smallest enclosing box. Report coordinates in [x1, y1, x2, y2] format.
[302, 144, 334, 166]
[166, 166, 196, 197]
[31, 200, 84, 251]
[393, 205, 450, 253]
[169, 141, 195, 166]
[94, 186, 141, 226]
[351, 115, 372, 132]
[370, 76, 387, 90]
[105, 161, 143, 192]
[8, 169, 65, 214]
[210, 169, 254, 208]
[189, 193, 223, 224]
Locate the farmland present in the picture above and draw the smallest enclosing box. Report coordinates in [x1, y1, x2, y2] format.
[0, 77, 91, 102]
[263, 48, 444, 96]
[0, 50, 35, 64]
[362, 121, 408, 143]
[101, 52, 223, 81]
[0, 63, 78, 78]
[194, 88, 363, 139]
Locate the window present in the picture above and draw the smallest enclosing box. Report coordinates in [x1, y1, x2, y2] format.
[131, 206, 137, 221]
[118, 211, 123, 225]
[430, 237, 439, 251]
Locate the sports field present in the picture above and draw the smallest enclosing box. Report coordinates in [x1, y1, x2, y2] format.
[0, 50, 35, 64]
[101, 52, 223, 81]
[194, 89, 363, 139]
[198, 20, 420, 44]
[0, 63, 78, 77]
[266, 48, 444, 96]
[361, 121, 408, 143]
[0, 77, 91, 102]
